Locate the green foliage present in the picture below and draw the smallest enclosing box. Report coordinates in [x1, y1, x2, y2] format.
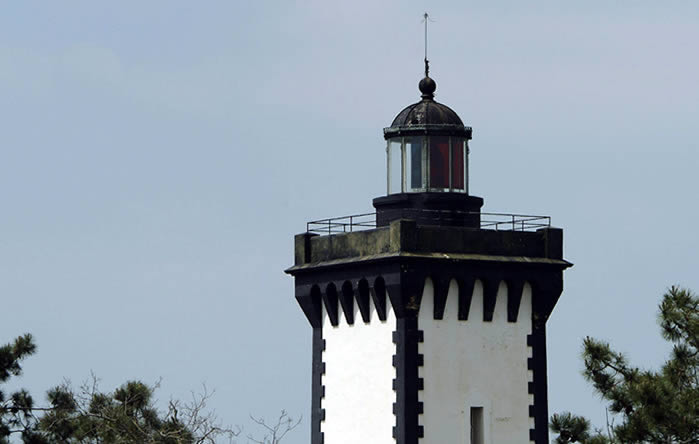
[0, 334, 36, 383]
[549, 412, 612, 443]
[0, 334, 38, 444]
[551, 286, 699, 443]
[0, 334, 238, 443]
[550, 412, 592, 443]
[38, 380, 201, 443]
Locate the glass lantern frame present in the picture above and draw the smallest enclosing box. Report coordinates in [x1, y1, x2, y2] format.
[386, 135, 469, 195]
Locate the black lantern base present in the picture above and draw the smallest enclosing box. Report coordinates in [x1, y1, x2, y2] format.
[373, 193, 484, 228]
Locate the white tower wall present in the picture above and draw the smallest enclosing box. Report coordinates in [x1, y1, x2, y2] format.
[321, 296, 397, 443]
[418, 278, 534, 444]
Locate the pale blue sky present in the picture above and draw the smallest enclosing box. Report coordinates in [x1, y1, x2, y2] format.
[2, 1, 698, 442]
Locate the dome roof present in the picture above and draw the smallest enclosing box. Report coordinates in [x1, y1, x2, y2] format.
[384, 72, 471, 139]
[390, 98, 464, 127]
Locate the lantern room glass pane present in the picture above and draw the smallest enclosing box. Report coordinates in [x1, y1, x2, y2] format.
[405, 137, 423, 191]
[451, 138, 465, 190]
[388, 139, 402, 194]
[429, 136, 449, 189]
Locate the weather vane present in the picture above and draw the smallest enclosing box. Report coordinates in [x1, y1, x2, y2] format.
[422, 12, 435, 77]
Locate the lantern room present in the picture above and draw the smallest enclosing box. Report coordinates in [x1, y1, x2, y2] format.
[383, 68, 472, 195]
[374, 61, 483, 229]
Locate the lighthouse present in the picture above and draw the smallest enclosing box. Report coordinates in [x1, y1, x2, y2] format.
[286, 60, 571, 444]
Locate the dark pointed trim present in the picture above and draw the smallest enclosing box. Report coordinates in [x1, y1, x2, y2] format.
[339, 281, 355, 325]
[507, 279, 525, 323]
[296, 284, 323, 328]
[356, 278, 371, 322]
[322, 283, 339, 326]
[372, 276, 388, 321]
[457, 276, 476, 320]
[432, 276, 450, 319]
[482, 278, 499, 321]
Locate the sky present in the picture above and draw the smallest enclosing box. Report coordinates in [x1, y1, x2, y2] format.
[1, 1, 698, 442]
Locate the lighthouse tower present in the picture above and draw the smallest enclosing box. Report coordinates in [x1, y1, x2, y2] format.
[286, 61, 571, 444]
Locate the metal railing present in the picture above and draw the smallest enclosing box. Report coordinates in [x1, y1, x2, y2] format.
[481, 213, 551, 231]
[307, 212, 376, 235]
[306, 210, 550, 235]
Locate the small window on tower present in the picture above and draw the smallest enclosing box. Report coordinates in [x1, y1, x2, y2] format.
[470, 407, 484, 444]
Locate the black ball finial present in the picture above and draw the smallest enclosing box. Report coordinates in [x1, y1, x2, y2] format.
[419, 76, 436, 100]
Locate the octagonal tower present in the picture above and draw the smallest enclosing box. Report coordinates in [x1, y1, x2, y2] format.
[286, 63, 571, 444]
